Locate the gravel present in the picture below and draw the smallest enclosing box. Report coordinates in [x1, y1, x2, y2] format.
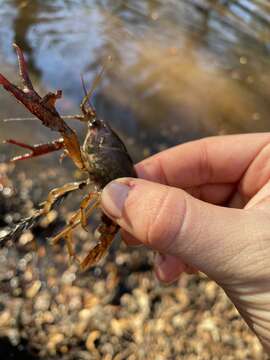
[0, 164, 266, 359]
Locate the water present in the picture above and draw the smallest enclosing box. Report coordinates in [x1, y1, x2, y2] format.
[0, 0, 270, 168]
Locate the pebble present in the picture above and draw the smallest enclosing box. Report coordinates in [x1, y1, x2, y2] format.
[19, 231, 34, 246]
[86, 330, 101, 351]
[198, 317, 220, 342]
[111, 318, 129, 337]
[26, 280, 42, 298]
[205, 281, 218, 302]
[0, 310, 11, 327]
[79, 308, 93, 322]
[34, 291, 51, 311]
[47, 333, 65, 354]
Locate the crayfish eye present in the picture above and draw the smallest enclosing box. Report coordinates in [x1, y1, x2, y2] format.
[91, 119, 98, 126]
[89, 118, 100, 128]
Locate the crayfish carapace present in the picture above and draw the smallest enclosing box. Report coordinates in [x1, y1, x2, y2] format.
[0, 44, 136, 270]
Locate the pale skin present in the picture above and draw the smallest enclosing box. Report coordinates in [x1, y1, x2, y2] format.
[100, 133, 270, 352]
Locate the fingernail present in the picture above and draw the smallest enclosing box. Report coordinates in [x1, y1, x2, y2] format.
[101, 181, 130, 219]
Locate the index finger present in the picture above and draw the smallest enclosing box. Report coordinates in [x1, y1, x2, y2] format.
[136, 133, 270, 188]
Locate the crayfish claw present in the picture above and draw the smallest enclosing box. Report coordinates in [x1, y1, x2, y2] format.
[40, 90, 62, 108]
[1, 44, 85, 172]
[13, 43, 34, 91]
[0, 73, 12, 87]
[3, 138, 64, 163]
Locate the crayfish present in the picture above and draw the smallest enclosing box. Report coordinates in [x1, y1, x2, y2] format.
[0, 44, 136, 270]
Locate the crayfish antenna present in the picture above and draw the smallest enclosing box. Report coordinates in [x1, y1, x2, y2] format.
[80, 56, 112, 116]
[79, 74, 95, 119]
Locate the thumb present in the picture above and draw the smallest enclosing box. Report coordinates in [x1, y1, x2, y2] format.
[101, 178, 256, 281]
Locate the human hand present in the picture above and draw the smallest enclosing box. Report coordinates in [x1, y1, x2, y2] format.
[101, 133, 270, 351]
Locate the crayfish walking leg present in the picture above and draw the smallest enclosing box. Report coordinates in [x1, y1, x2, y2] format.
[41, 181, 88, 214]
[4, 138, 64, 162]
[50, 191, 101, 265]
[80, 215, 118, 271]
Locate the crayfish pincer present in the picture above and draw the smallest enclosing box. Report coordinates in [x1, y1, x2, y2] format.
[0, 44, 137, 270]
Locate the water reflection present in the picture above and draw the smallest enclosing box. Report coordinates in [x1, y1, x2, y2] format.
[12, 0, 43, 78]
[0, 0, 270, 166]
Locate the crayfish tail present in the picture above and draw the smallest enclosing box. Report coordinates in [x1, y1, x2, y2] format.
[80, 222, 118, 271]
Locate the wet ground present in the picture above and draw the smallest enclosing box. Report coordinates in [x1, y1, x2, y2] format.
[0, 0, 270, 359]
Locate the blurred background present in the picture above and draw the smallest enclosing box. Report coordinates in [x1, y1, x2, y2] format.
[0, 0, 270, 359]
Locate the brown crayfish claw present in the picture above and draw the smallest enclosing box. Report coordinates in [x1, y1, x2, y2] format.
[0, 44, 85, 170]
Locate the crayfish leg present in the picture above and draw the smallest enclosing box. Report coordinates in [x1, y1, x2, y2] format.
[64, 191, 101, 231]
[64, 231, 81, 265]
[79, 192, 101, 231]
[42, 180, 87, 215]
[62, 132, 85, 171]
[50, 191, 100, 261]
[4, 138, 64, 163]
[80, 220, 118, 271]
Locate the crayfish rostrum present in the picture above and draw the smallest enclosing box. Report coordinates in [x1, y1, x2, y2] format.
[0, 44, 136, 270]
